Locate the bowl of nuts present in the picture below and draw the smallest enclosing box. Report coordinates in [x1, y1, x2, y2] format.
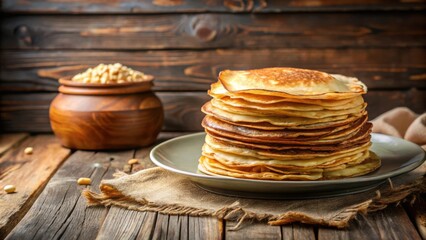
[49, 63, 164, 150]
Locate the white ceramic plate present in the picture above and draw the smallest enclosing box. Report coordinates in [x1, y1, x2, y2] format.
[150, 132, 425, 199]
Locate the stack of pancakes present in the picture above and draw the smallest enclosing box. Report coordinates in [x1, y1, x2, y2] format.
[198, 68, 380, 180]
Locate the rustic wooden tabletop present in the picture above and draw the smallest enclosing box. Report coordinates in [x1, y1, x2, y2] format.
[0, 133, 424, 240]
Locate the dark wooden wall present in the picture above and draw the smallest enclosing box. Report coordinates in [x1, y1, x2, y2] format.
[1, 0, 425, 133]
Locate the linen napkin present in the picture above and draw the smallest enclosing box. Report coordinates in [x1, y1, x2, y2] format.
[371, 107, 426, 150]
[84, 107, 426, 228]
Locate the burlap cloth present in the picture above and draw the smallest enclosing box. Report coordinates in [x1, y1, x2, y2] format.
[84, 107, 426, 228]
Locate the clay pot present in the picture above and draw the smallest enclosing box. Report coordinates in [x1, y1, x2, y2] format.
[49, 77, 163, 150]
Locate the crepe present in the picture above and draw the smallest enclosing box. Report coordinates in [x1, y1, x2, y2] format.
[198, 67, 379, 181]
[202, 101, 364, 128]
[203, 121, 372, 145]
[204, 134, 371, 160]
[219, 68, 367, 99]
[202, 114, 368, 139]
[202, 143, 371, 169]
[209, 81, 363, 105]
[198, 152, 380, 181]
[214, 95, 365, 111]
[210, 98, 367, 118]
[207, 131, 372, 152]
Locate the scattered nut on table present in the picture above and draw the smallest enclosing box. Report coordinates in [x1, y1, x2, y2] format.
[123, 164, 132, 173]
[4, 185, 16, 193]
[77, 178, 91, 185]
[24, 147, 33, 155]
[128, 159, 139, 165]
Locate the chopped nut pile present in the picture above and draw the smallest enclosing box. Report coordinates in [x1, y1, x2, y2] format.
[72, 63, 149, 84]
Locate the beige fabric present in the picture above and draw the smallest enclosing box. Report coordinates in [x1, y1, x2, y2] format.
[84, 164, 425, 229]
[372, 107, 425, 149]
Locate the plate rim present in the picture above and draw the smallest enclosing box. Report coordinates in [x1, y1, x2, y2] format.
[150, 132, 426, 185]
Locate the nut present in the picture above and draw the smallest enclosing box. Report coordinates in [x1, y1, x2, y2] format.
[123, 164, 131, 173]
[4, 185, 16, 193]
[128, 159, 139, 165]
[24, 147, 33, 155]
[77, 178, 92, 185]
[71, 63, 145, 84]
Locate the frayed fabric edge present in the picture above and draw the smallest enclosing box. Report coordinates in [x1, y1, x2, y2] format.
[82, 176, 425, 230]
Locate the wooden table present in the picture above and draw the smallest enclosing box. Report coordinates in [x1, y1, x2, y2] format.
[1, 133, 425, 240]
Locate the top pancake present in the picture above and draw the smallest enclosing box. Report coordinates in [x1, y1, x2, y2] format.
[219, 68, 367, 99]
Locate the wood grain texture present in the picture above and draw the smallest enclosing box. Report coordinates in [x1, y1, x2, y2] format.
[226, 222, 316, 240]
[404, 195, 426, 239]
[96, 207, 150, 240]
[282, 224, 316, 240]
[0, 133, 28, 155]
[167, 215, 189, 240]
[3, 13, 425, 50]
[5, 149, 135, 240]
[227, 221, 282, 239]
[1, 48, 425, 92]
[0, 92, 209, 132]
[1, 90, 425, 133]
[188, 216, 223, 240]
[0, 135, 70, 238]
[50, 90, 163, 150]
[318, 206, 422, 240]
[2, 0, 425, 13]
[115, 212, 218, 240]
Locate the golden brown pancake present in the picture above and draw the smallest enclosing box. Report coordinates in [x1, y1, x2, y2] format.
[204, 134, 372, 160]
[209, 81, 364, 105]
[202, 101, 363, 127]
[202, 114, 367, 139]
[202, 139, 370, 165]
[214, 95, 365, 111]
[207, 131, 371, 152]
[198, 67, 379, 181]
[219, 68, 366, 99]
[202, 116, 372, 145]
[210, 98, 367, 119]
[215, 112, 367, 131]
[198, 152, 380, 181]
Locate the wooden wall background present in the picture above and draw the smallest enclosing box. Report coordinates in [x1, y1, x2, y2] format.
[1, 0, 425, 133]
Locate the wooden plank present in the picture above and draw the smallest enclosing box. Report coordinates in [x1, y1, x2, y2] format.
[2, 0, 425, 13]
[293, 223, 315, 240]
[135, 212, 159, 239]
[363, 89, 426, 118]
[0, 133, 28, 156]
[1, 89, 425, 133]
[188, 216, 223, 240]
[3, 13, 425, 50]
[404, 195, 426, 239]
[167, 215, 189, 240]
[0, 92, 209, 133]
[226, 221, 282, 239]
[1, 48, 425, 92]
[5, 149, 135, 239]
[318, 205, 422, 240]
[152, 213, 170, 240]
[96, 207, 148, 240]
[0, 135, 70, 238]
[226, 221, 315, 240]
